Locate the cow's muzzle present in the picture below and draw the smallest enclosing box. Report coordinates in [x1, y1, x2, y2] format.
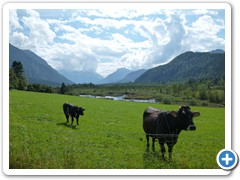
[187, 125, 196, 131]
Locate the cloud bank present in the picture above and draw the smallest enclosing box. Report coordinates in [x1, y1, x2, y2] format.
[9, 8, 225, 77]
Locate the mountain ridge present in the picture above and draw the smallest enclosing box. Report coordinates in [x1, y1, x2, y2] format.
[135, 51, 225, 83]
[99, 68, 133, 84]
[9, 43, 73, 85]
[9, 43, 225, 85]
[117, 69, 147, 83]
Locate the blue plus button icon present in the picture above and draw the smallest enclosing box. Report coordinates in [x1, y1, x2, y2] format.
[217, 149, 238, 170]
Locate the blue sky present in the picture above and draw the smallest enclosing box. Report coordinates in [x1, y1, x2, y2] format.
[9, 8, 225, 77]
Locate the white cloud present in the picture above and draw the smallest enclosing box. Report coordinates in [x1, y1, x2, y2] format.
[9, 9, 225, 77]
[75, 8, 163, 19]
[191, 15, 224, 36]
[96, 62, 117, 77]
[182, 15, 225, 52]
[193, 9, 218, 15]
[35, 43, 99, 73]
[111, 33, 133, 45]
[10, 32, 29, 48]
[9, 9, 22, 30]
[21, 10, 56, 46]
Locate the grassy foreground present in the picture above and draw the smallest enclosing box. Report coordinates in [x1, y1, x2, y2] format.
[9, 90, 224, 169]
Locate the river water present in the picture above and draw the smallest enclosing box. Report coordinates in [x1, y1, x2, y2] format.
[80, 94, 156, 104]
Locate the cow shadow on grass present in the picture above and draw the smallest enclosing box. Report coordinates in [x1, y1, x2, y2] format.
[56, 122, 77, 129]
[143, 148, 171, 169]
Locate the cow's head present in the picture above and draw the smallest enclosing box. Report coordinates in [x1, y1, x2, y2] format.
[171, 105, 200, 131]
[78, 107, 85, 115]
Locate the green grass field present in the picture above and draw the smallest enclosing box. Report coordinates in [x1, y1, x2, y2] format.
[9, 90, 225, 169]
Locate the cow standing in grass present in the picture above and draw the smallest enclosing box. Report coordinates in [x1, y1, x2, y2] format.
[143, 105, 200, 159]
[63, 103, 85, 127]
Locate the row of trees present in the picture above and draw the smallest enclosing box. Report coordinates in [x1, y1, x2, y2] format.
[9, 61, 70, 95]
[61, 78, 225, 106]
[9, 61, 225, 106]
[9, 61, 53, 93]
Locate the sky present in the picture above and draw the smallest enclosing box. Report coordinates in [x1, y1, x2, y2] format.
[9, 8, 225, 77]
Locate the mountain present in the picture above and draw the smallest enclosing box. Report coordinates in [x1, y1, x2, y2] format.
[117, 69, 147, 83]
[209, 49, 225, 54]
[135, 51, 225, 83]
[9, 43, 73, 85]
[59, 70, 104, 84]
[99, 68, 133, 84]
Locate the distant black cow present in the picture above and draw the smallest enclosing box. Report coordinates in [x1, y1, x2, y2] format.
[143, 105, 200, 159]
[63, 103, 85, 126]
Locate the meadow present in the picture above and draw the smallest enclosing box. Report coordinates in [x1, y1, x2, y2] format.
[9, 90, 224, 169]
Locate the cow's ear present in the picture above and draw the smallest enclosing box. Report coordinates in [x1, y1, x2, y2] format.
[170, 111, 178, 117]
[83, 108, 85, 111]
[193, 112, 200, 117]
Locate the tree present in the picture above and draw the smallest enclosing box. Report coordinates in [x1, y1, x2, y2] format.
[198, 89, 208, 101]
[12, 61, 24, 77]
[9, 61, 27, 90]
[60, 82, 67, 94]
[9, 69, 18, 89]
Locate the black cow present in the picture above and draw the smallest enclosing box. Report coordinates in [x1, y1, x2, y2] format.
[63, 103, 85, 126]
[143, 105, 200, 159]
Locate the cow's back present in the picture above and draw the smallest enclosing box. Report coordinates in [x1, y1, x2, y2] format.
[143, 107, 163, 134]
[63, 103, 77, 116]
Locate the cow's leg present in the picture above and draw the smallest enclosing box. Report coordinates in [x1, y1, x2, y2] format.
[146, 134, 150, 149]
[152, 137, 156, 151]
[159, 143, 166, 159]
[63, 105, 69, 123]
[76, 115, 79, 125]
[71, 116, 74, 127]
[167, 144, 174, 160]
[167, 137, 177, 160]
[65, 113, 69, 123]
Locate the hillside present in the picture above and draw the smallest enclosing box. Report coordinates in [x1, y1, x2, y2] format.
[9, 44, 73, 85]
[117, 69, 147, 83]
[99, 68, 132, 84]
[135, 51, 225, 83]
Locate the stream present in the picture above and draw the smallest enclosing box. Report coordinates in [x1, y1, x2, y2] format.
[80, 94, 157, 103]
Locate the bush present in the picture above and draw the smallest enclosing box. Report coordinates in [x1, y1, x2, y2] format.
[162, 99, 171, 104]
[202, 102, 209, 106]
[189, 101, 197, 106]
